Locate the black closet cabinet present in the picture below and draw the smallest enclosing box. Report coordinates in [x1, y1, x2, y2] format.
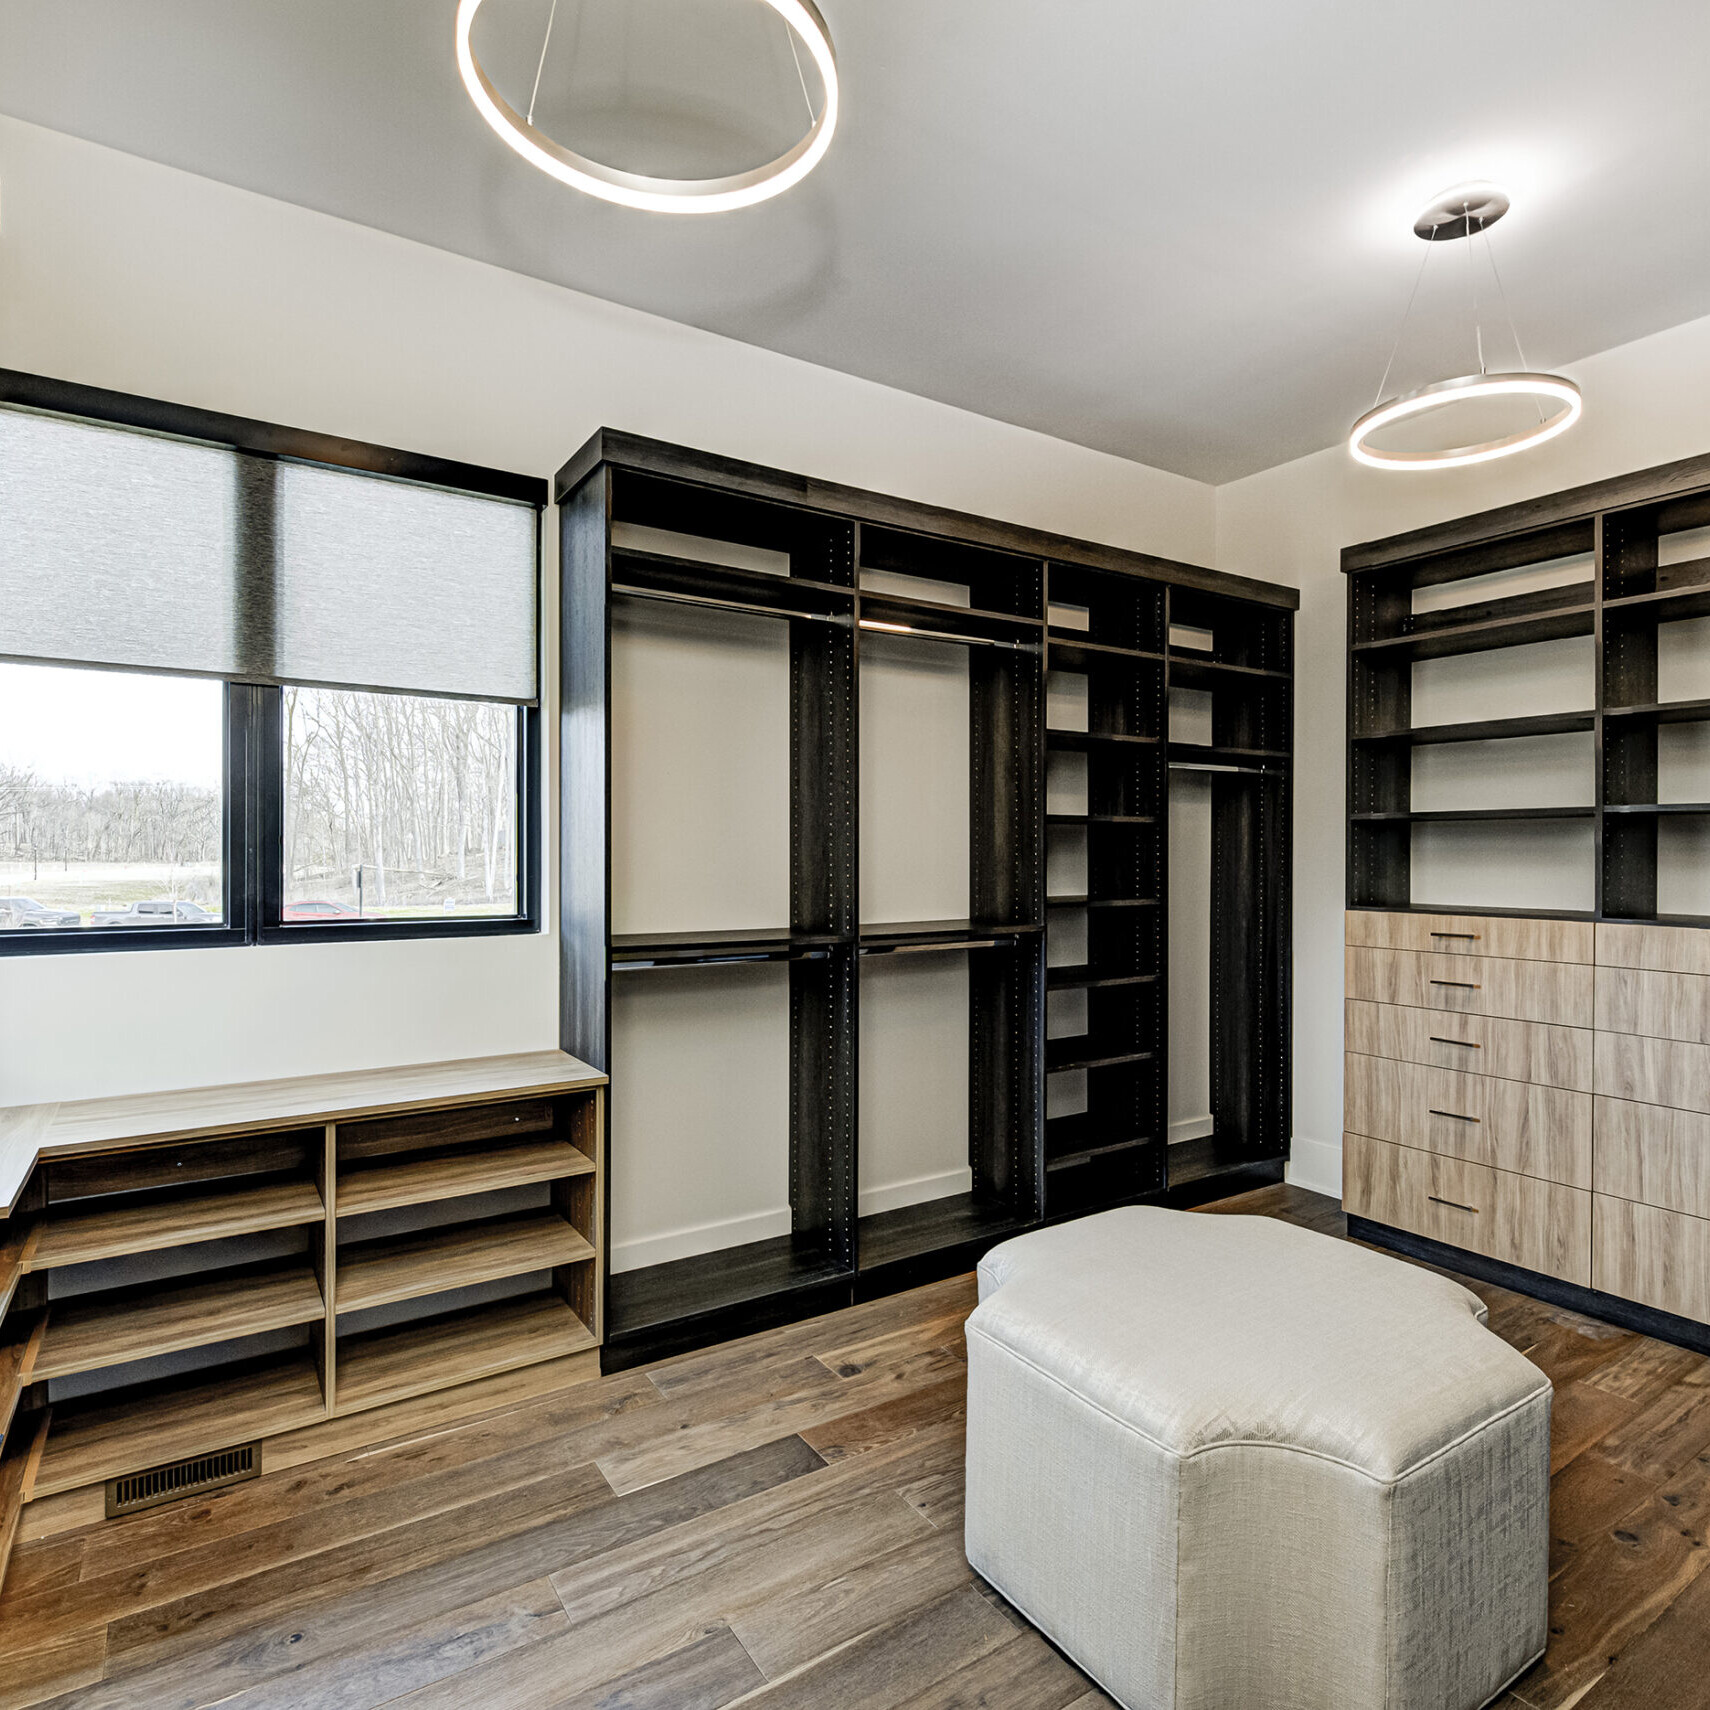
[557, 432, 1296, 1368]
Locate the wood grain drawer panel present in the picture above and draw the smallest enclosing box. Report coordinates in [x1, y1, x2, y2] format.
[1343, 1054, 1591, 1186]
[1344, 1000, 1592, 1091]
[1345, 946, 1594, 1028]
[1343, 1132, 1592, 1285]
[1596, 966, 1710, 1044]
[1594, 1098, 1710, 1218]
[1593, 1196, 1710, 1323]
[1597, 923, 1710, 977]
[1347, 910, 1594, 964]
[1595, 1033, 1710, 1114]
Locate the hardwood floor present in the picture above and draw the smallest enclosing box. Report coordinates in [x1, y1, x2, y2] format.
[3, 1184, 1709, 1708]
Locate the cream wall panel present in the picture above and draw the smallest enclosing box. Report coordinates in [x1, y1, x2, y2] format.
[1343, 1000, 1591, 1092]
[1593, 1196, 1710, 1323]
[1594, 1097, 1710, 1220]
[1342, 1132, 1591, 1286]
[1346, 910, 1593, 964]
[1344, 947, 1593, 1028]
[1343, 1054, 1590, 1188]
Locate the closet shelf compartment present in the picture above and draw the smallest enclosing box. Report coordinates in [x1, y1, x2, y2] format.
[337, 1139, 594, 1217]
[1166, 743, 1288, 768]
[1045, 813, 1157, 827]
[1045, 967, 1158, 991]
[611, 547, 855, 623]
[1350, 807, 1596, 823]
[336, 1293, 595, 1414]
[1603, 582, 1710, 624]
[857, 1194, 1031, 1275]
[336, 1214, 594, 1315]
[1045, 1114, 1152, 1163]
[21, 1179, 325, 1273]
[1046, 636, 1166, 668]
[1351, 711, 1597, 746]
[1604, 698, 1710, 725]
[1166, 654, 1291, 685]
[32, 1352, 327, 1499]
[1604, 802, 1710, 816]
[1045, 1041, 1155, 1073]
[1046, 894, 1159, 909]
[858, 919, 1037, 952]
[611, 927, 843, 966]
[607, 1239, 852, 1343]
[1045, 1135, 1155, 1173]
[0, 1312, 43, 1441]
[858, 591, 1043, 649]
[34, 1263, 325, 1382]
[1043, 729, 1160, 750]
[1350, 604, 1596, 661]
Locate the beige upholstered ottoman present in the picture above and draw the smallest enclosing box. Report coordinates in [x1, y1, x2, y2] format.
[964, 1207, 1550, 1710]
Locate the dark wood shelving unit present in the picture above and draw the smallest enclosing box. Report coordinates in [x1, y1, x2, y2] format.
[560, 430, 1296, 1366]
[1345, 447, 1710, 921]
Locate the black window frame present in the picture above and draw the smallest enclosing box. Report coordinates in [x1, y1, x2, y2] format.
[0, 370, 545, 958]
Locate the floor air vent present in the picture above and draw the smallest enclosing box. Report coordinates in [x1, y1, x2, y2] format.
[107, 1442, 260, 1518]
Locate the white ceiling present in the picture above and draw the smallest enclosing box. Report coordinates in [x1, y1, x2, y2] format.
[2, 0, 1708, 483]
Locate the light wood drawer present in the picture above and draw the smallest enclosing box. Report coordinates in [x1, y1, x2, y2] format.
[1597, 923, 1710, 976]
[1595, 1033, 1710, 1114]
[1345, 946, 1594, 1028]
[1344, 1054, 1591, 1187]
[1595, 1097, 1710, 1218]
[1597, 966, 1710, 1045]
[1347, 910, 1593, 964]
[1343, 1131, 1591, 1286]
[1593, 1195, 1710, 1322]
[1344, 999, 1592, 1091]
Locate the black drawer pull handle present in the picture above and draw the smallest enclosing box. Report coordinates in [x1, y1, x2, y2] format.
[1429, 1035, 1481, 1048]
[1429, 1108, 1481, 1123]
[1430, 931, 1481, 941]
[1429, 979, 1481, 989]
[1428, 1195, 1480, 1213]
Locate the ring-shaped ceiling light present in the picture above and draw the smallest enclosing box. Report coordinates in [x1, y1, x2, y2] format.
[1351, 183, 1582, 470]
[454, 0, 839, 214]
[1348, 372, 1583, 470]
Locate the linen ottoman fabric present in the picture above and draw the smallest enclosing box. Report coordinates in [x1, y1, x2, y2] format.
[963, 1207, 1551, 1710]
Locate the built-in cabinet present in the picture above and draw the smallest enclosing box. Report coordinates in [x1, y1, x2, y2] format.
[560, 431, 1296, 1367]
[1343, 448, 1710, 1349]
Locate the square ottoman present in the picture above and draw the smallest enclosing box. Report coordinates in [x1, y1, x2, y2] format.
[964, 1207, 1550, 1710]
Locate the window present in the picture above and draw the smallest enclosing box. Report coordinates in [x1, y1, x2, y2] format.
[0, 372, 543, 953]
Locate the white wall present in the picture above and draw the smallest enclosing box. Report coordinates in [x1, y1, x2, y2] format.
[0, 114, 1214, 1108]
[1216, 310, 1710, 1199]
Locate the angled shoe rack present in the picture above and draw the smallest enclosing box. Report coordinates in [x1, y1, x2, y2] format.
[558, 431, 1297, 1368]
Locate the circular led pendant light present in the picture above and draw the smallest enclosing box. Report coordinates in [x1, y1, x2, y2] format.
[454, 0, 839, 215]
[1349, 183, 1582, 470]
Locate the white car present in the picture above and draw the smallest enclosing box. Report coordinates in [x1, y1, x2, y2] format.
[91, 899, 217, 928]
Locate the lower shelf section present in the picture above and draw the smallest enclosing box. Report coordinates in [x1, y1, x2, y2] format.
[35, 1353, 326, 1499]
[337, 1293, 595, 1414]
[607, 1235, 851, 1345]
[857, 1193, 1030, 1274]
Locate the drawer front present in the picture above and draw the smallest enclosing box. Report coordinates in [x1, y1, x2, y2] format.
[1594, 1098, 1710, 1218]
[1597, 922, 1710, 977]
[1347, 910, 1593, 964]
[1595, 1033, 1710, 1115]
[1343, 1054, 1591, 1186]
[1344, 999, 1592, 1091]
[1593, 1195, 1710, 1323]
[1345, 946, 1594, 1028]
[1344, 1132, 1591, 1285]
[1596, 966, 1710, 1045]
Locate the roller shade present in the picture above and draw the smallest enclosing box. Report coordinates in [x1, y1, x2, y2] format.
[0, 404, 540, 704]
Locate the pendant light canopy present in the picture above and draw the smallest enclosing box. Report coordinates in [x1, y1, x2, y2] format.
[454, 0, 839, 215]
[1349, 183, 1582, 470]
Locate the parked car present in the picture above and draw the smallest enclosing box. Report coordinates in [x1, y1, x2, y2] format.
[283, 899, 361, 922]
[91, 899, 217, 928]
[0, 896, 82, 929]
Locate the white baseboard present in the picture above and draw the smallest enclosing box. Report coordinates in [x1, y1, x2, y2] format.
[858, 1166, 974, 1218]
[1169, 1114, 1216, 1144]
[1285, 1135, 1343, 1201]
[611, 1206, 792, 1274]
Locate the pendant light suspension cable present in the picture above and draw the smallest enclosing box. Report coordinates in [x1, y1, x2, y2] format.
[526, 0, 560, 126]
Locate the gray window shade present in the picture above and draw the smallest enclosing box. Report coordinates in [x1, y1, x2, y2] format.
[0, 405, 539, 704]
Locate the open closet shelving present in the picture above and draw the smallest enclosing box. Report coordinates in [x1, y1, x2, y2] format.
[560, 431, 1296, 1367]
[1345, 449, 1710, 922]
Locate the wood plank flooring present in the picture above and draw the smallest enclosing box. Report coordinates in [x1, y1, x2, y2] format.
[3, 1184, 1709, 1708]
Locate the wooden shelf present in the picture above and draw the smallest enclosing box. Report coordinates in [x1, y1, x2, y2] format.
[338, 1139, 593, 1217]
[336, 1293, 595, 1415]
[33, 1354, 326, 1499]
[1046, 894, 1159, 908]
[1045, 812, 1156, 826]
[1044, 728, 1160, 749]
[1605, 697, 1710, 724]
[0, 1312, 43, 1444]
[1351, 807, 1595, 824]
[1351, 603, 1596, 661]
[611, 546, 855, 623]
[1045, 966, 1156, 991]
[611, 927, 841, 966]
[1045, 1134, 1154, 1173]
[857, 1194, 1030, 1274]
[1167, 653, 1291, 684]
[1045, 1041, 1155, 1073]
[1352, 711, 1597, 746]
[858, 920, 1037, 951]
[1167, 743, 1289, 770]
[337, 1214, 594, 1315]
[1045, 1114, 1152, 1164]
[23, 1179, 325, 1272]
[1605, 802, 1710, 815]
[858, 589, 1042, 632]
[34, 1264, 325, 1382]
[1046, 636, 1165, 668]
[0, 1408, 45, 1589]
[1604, 582, 1710, 624]
[607, 1236, 850, 1346]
